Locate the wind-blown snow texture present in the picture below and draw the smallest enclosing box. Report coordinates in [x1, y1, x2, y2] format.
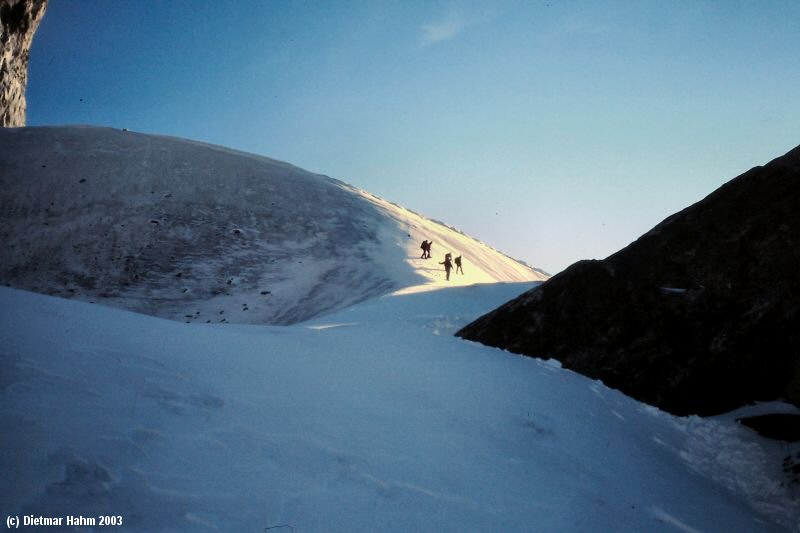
[1, 285, 797, 532]
[0, 126, 546, 325]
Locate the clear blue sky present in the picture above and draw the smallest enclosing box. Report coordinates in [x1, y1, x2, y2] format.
[27, 0, 800, 274]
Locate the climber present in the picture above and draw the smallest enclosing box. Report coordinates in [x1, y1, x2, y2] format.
[454, 255, 464, 274]
[440, 253, 453, 281]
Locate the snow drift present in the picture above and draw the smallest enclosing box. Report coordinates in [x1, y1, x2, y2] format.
[0, 126, 547, 325]
[1, 285, 797, 531]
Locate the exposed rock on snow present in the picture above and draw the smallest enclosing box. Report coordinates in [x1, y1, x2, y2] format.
[458, 143, 800, 416]
[0, 126, 546, 325]
[738, 414, 800, 442]
[0, 0, 48, 126]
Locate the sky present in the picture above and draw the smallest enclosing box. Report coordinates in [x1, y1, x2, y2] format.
[26, 0, 800, 274]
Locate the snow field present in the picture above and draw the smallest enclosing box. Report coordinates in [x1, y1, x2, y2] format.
[1, 284, 795, 532]
[0, 126, 546, 328]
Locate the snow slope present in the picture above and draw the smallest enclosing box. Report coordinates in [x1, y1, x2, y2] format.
[2, 284, 797, 532]
[0, 126, 547, 325]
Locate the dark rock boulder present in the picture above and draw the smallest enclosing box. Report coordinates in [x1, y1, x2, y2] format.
[738, 414, 800, 442]
[457, 144, 800, 416]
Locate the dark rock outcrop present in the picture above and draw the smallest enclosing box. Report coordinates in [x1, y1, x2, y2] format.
[458, 144, 800, 416]
[738, 414, 800, 442]
[1, 0, 48, 127]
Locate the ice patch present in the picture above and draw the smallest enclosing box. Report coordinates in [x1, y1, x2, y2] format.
[306, 323, 359, 331]
[650, 506, 703, 533]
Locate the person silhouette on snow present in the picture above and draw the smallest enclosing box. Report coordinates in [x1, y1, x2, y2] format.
[440, 253, 453, 281]
[454, 255, 463, 274]
[420, 239, 433, 259]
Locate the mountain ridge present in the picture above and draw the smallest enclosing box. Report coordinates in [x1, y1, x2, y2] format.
[458, 143, 800, 416]
[0, 125, 546, 325]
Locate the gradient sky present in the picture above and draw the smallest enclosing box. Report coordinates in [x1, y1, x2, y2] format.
[26, 0, 800, 274]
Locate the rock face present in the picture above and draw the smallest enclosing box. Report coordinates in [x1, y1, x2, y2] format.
[1, 0, 47, 127]
[458, 144, 800, 416]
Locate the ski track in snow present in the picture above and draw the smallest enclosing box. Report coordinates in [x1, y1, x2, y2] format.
[1, 284, 797, 532]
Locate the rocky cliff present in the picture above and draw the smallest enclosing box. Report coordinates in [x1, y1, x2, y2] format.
[458, 144, 800, 416]
[1, 0, 47, 127]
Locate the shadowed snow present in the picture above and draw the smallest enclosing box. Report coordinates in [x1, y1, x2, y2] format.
[1, 285, 796, 532]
